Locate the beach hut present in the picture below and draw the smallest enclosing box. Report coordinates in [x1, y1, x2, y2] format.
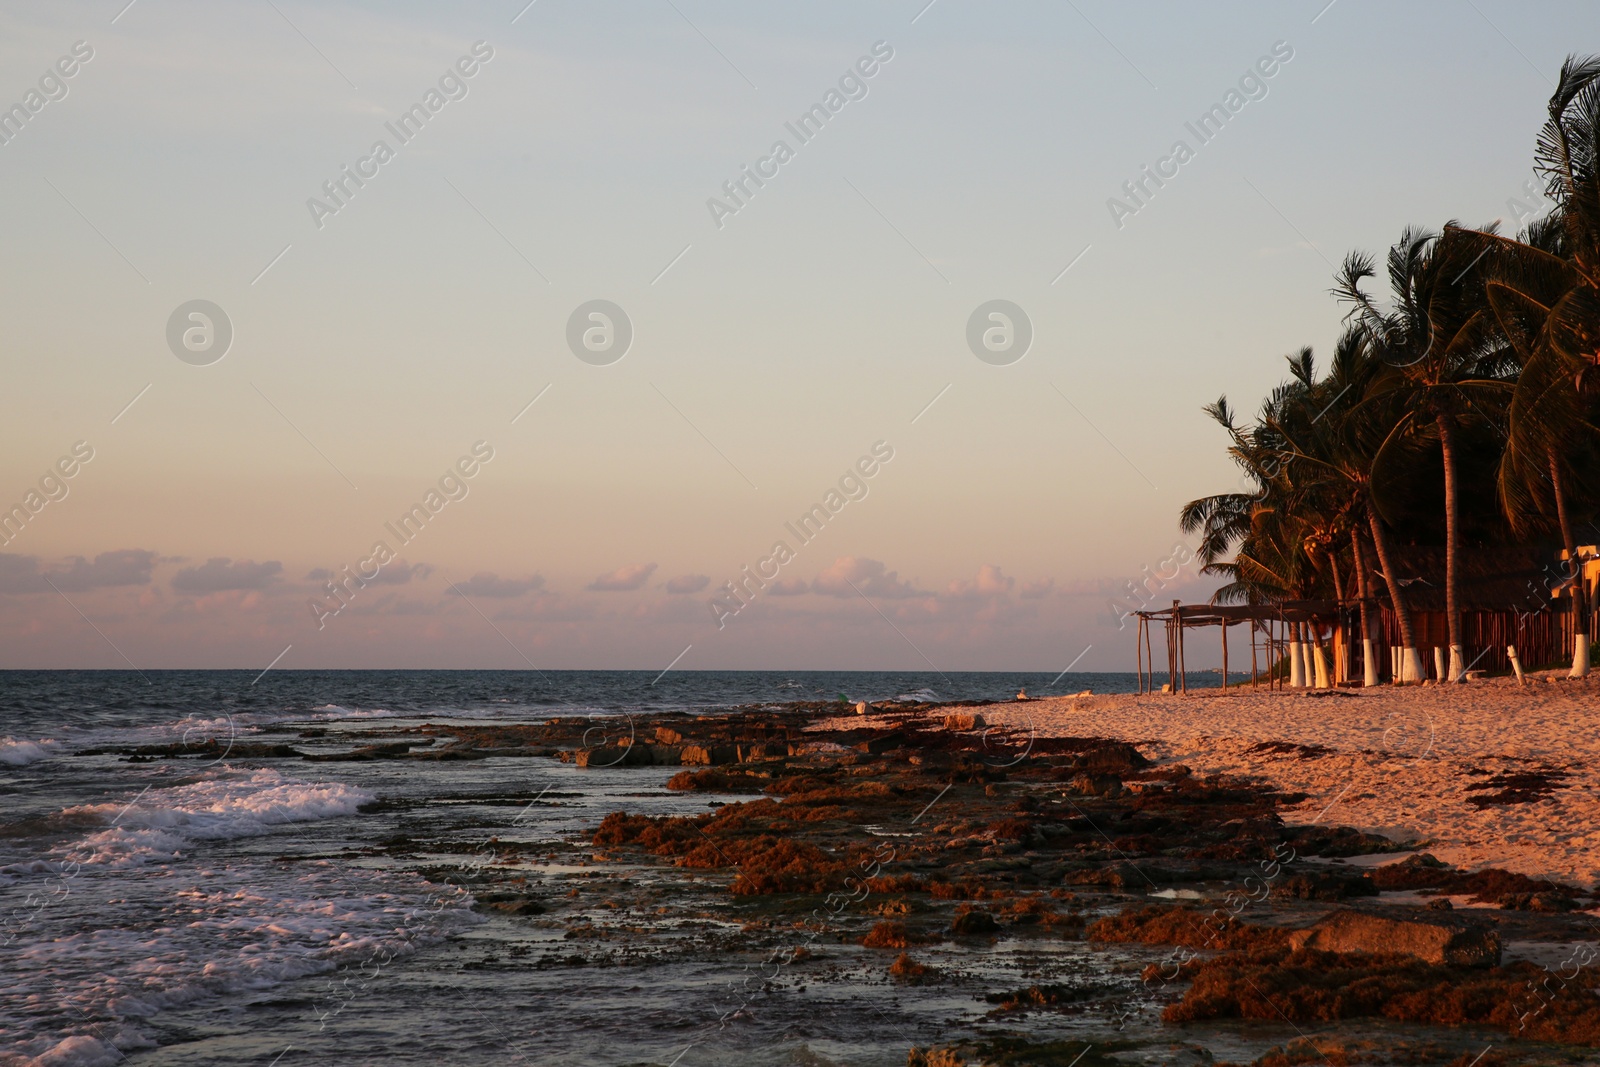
[1363, 545, 1573, 678]
[1135, 543, 1574, 692]
[1133, 601, 1337, 694]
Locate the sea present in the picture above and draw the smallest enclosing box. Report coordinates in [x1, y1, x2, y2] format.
[0, 669, 1237, 1066]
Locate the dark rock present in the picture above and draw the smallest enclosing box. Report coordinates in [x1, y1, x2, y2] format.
[1284, 825, 1407, 859]
[1064, 773, 1123, 799]
[474, 892, 547, 916]
[1062, 862, 1174, 889]
[1271, 870, 1378, 901]
[101, 739, 303, 760]
[306, 741, 425, 762]
[1077, 741, 1149, 775]
[856, 731, 908, 755]
[1367, 852, 1451, 890]
[577, 744, 681, 768]
[1499, 891, 1577, 913]
[950, 908, 999, 935]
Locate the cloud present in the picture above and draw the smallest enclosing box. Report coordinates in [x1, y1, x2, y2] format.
[449, 572, 545, 598]
[588, 562, 657, 592]
[664, 574, 710, 594]
[0, 551, 160, 594]
[1020, 578, 1055, 600]
[373, 562, 434, 585]
[767, 577, 810, 596]
[812, 557, 924, 599]
[308, 562, 433, 586]
[172, 558, 283, 593]
[47, 550, 158, 592]
[946, 564, 1015, 600]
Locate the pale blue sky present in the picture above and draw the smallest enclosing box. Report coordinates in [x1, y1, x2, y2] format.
[0, 0, 1592, 670]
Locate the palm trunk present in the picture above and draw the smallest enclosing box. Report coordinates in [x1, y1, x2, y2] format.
[1550, 447, 1590, 677]
[1352, 526, 1378, 686]
[1326, 550, 1345, 685]
[1288, 621, 1305, 688]
[1369, 505, 1423, 682]
[1310, 625, 1330, 688]
[1437, 414, 1466, 682]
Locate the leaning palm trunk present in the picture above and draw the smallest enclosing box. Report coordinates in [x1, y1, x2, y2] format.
[1368, 508, 1424, 683]
[1550, 449, 1591, 678]
[1437, 415, 1467, 682]
[1352, 528, 1379, 686]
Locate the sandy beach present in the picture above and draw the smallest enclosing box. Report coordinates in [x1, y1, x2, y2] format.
[827, 673, 1600, 888]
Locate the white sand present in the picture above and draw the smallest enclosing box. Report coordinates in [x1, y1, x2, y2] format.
[827, 673, 1600, 888]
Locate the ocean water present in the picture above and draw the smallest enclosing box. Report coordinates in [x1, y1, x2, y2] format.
[0, 669, 1187, 1065]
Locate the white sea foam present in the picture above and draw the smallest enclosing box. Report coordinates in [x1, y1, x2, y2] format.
[0, 737, 61, 767]
[59, 767, 372, 868]
[2, 865, 476, 1065]
[309, 704, 396, 720]
[21, 1031, 150, 1067]
[3, 768, 472, 1066]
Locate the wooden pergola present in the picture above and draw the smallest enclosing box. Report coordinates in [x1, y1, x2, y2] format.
[1133, 600, 1341, 695]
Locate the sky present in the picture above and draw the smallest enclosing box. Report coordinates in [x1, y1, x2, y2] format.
[0, 0, 1593, 672]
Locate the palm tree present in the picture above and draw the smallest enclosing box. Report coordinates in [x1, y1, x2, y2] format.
[1183, 346, 1394, 686]
[1450, 52, 1600, 673]
[1182, 381, 1318, 685]
[1267, 327, 1424, 684]
[1334, 227, 1510, 682]
[1483, 215, 1597, 675]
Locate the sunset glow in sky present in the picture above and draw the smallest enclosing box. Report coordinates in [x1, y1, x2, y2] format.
[1, 0, 1591, 670]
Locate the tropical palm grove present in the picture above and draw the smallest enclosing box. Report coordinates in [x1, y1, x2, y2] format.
[1181, 55, 1600, 687]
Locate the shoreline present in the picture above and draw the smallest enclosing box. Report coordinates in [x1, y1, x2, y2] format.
[822, 671, 1600, 886]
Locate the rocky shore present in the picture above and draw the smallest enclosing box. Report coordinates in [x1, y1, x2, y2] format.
[91, 693, 1600, 1065]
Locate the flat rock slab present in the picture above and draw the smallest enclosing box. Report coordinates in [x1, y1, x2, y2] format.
[1287, 907, 1502, 967]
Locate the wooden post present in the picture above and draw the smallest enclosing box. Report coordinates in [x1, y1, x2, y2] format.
[1276, 619, 1284, 690]
[1171, 617, 1184, 694]
[1272, 615, 1281, 690]
[1136, 615, 1144, 694]
[1508, 644, 1526, 685]
[1264, 619, 1272, 690]
[1176, 602, 1187, 694]
[1251, 618, 1260, 688]
[1261, 621, 1268, 690]
[1146, 614, 1155, 694]
[1221, 619, 1229, 690]
[1168, 614, 1178, 693]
